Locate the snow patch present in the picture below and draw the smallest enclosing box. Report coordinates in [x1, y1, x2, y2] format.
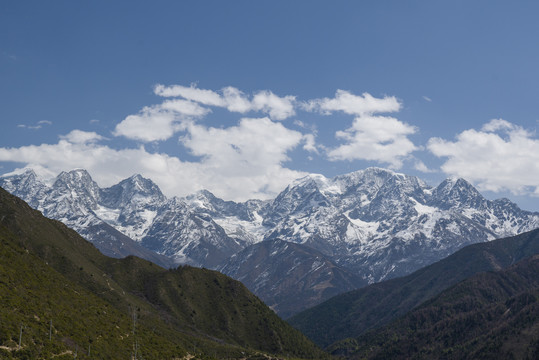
[94, 205, 121, 224]
[412, 198, 438, 216]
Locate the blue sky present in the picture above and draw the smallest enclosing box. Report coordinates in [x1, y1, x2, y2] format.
[1, 1, 539, 210]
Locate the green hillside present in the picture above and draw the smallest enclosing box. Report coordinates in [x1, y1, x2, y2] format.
[0, 186, 327, 359]
[331, 254, 539, 359]
[289, 228, 539, 348]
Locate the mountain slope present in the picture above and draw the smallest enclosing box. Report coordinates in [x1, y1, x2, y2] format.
[218, 239, 367, 318]
[332, 254, 539, 359]
[0, 169, 175, 269]
[0, 186, 327, 359]
[288, 228, 539, 348]
[0, 222, 188, 359]
[141, 197, 244, 268]
[263, 168, 539, 282]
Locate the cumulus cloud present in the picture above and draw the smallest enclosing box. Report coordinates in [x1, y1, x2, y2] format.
[0, 119, 307, 200]
[428, 119, 539, 195]
[182, 118, 302, 164]
[302, 90, 417, 168]
[303, 89, 401, 116]
[60, 130, 105, 144]
[481, 118, 516, 132]
[221, 86, 252, 113]
[414, 160, 436, 173]
[251, 91, 296, 120]
[328, 115, 418, 168]
[49, 84, 314, 198]
[302, 133, 318, 153]
[178, 117, 305, 193]
[154, 84, 225, 106]
[154, 84, 296, 120]
[113, 99, 209, 142]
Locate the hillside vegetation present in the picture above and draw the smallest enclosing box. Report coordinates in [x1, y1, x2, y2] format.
[0, 186, 326, 359]
[331, 254, 539, 359]
[289, 228, 539, 348]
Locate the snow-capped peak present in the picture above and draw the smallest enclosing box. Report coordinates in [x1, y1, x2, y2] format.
[1, 166, 538, 288]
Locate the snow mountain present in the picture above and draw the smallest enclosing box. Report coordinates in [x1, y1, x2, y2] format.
[261, 168, 539, 282]
[0, 169, 170, 268]
[2, 167, 538, 316]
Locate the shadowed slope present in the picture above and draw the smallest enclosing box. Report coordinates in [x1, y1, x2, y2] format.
[289, 228, 539, 348]
[332, 254, 539, 359]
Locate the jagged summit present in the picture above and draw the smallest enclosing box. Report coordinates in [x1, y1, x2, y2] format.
[52, 169, 101, 208]
[100, 173, 165, 209]
[289, 173, 330, 189]
[431, 177, 486, 209]
[0, 168, 47, 208]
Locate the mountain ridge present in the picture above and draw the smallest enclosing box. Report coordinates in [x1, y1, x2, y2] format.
[330, 252, 539, 359]
[288, 227, 539, 348]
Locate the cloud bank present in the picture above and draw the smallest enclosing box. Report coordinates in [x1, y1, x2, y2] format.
[428, 119, 539, 196]
[0, 127, 306, 200]
[5, 84, 537, 200]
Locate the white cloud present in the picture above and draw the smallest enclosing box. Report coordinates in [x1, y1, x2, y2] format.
[17, 124, 41, 130]
[3, 52, 17, 61]
[428, 119, 539, 195]
[17, 120, 52, 130]
[0, 119, 307, 201]
[60, 130, 105, 144]
[328, 115, 418, 168]
[251, 91, 296, 120]
[62, 84, 313, 198]
[302, 133, 318, 153]
[422, 96, 432, 102]
[303, 89, 401, 116]
[154, 84, 225, 106]
[1, 86, 426, 200]
[113, 100, 209, 142]
[302, 90, 416, 168]
[414, 160, 436, 173]
[180, 117, 305, 189]
[481, 118, 515, 132]
[221, 86, 252, 113]
[154, 84, 296, 120]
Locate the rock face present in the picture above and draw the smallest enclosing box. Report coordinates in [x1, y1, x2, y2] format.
[218, 239, 366, 318]
[2, 167, 539, 316]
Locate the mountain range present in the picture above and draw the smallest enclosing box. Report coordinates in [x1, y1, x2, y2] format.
[2, 167, 538, 317]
